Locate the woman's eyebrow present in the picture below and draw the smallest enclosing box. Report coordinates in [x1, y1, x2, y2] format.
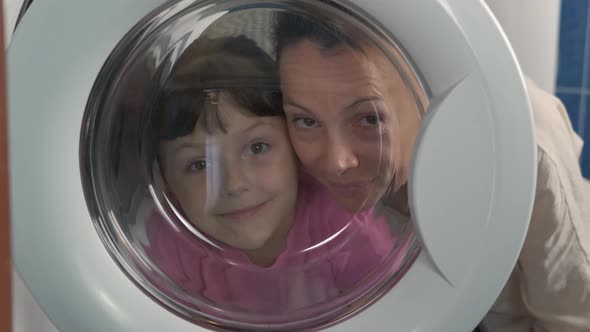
[283, 96, 383, 114]
[344, 96, 383, 111]
[282, 98, 313, 114]
[283, 95, 383, 116]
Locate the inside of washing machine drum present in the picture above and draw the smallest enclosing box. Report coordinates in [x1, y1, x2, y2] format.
[81, 2, 424, 330]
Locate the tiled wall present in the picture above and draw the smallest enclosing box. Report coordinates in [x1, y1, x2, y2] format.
[556, 0, 590, 178]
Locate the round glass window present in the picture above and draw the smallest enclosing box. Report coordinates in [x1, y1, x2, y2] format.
[81, 1, 427, 330]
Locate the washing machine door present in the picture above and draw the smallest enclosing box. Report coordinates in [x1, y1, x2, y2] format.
[8, 0, 536, 331]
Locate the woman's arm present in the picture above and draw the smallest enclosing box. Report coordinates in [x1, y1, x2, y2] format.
[484, 78, 590, 332]
[518, 147, 590, 331]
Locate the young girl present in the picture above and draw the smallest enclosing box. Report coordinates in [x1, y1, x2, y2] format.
[144, 36, 411, 315]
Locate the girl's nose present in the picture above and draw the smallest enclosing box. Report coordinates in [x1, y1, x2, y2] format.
[221, 162, 248, 198]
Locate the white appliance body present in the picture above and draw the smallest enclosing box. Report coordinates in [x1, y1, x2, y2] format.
[8, 0, 536, 331]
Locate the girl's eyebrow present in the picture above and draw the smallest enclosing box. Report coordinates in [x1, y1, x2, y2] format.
[173, 141, 206, 153]
[172, 121, 275, 154]
[240, 121, 274, 134]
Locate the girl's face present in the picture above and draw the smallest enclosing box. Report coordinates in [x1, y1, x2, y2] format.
[279, 40, 421, 213]
[158, 93, 298, 255]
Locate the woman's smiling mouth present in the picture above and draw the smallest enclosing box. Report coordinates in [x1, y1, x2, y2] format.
[327, 179, 375, 196]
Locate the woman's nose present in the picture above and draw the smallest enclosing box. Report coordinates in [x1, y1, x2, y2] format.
[322, 136, 359, 176]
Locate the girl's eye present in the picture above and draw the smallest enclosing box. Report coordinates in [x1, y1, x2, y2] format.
[293, 117, 318, 129]
[358, 113, 383, 126]
[249, 142, 270, 154]
[187, 160, 206, 173]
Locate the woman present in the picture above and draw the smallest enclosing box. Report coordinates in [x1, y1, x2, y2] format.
[275, 11, 590, 332]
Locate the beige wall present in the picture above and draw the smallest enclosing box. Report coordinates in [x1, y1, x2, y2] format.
[485, 0, 561, 93]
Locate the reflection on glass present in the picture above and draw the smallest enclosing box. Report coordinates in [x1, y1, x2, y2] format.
[82, 2, 426, 330]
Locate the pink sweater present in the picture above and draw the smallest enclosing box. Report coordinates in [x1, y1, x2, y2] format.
[144, 174, 404, 314]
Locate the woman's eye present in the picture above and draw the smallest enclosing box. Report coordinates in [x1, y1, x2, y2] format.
[187, 160, 206, 172]
[293, 117, 318, 129]
[249, 142, 270, 154]
[359, 113, 382, 126]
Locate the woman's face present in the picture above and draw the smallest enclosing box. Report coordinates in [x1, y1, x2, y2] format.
[158, 94, 298, 252]
[279, 40, 421, 212]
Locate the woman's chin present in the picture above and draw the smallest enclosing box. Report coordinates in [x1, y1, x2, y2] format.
[333, 196, 369, 214]
[326, 182, 386, 214]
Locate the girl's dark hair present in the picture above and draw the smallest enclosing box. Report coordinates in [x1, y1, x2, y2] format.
[156, 36, 282, 141]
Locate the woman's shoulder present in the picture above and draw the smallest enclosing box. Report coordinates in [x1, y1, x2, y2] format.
[525, 77, 584, 161]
